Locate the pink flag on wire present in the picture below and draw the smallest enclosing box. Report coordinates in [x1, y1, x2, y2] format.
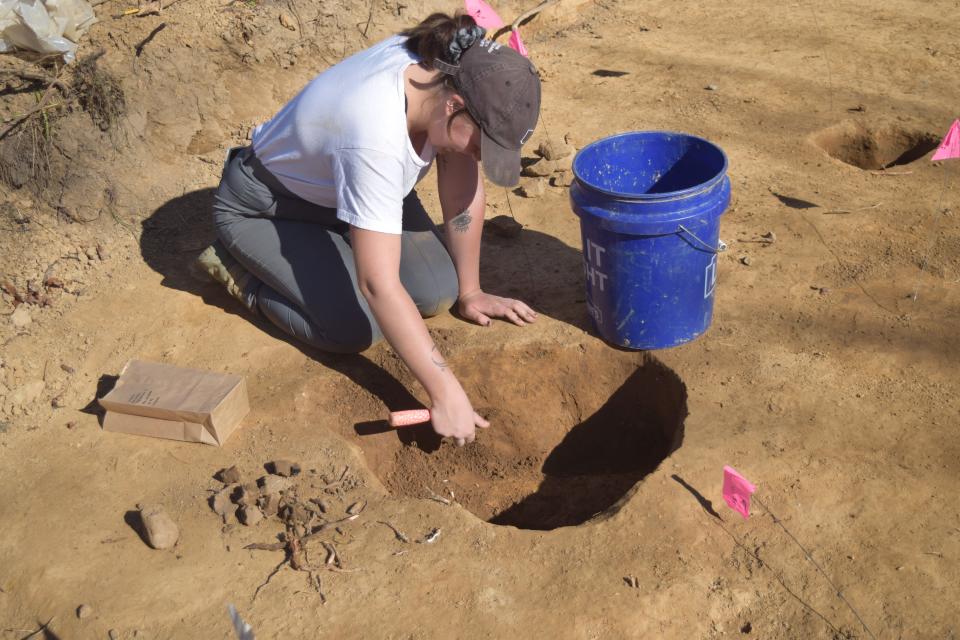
[722, 466, 756, 519]
[464, 0, 529, 56]
[464, 0, 505, 29]
[931, 119, 960, 161]
[509, 29, 529, 57]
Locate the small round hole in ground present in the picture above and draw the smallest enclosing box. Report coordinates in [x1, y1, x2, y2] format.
[358, 343, 687, 531]
[812, 121, 940, 170]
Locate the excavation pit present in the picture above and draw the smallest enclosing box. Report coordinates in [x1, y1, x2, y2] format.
[813, 121, 939, 170]
[360, 343, 687, 531]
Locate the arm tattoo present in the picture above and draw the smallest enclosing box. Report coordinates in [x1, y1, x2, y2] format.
[451, 209, 472, 234]
[430, 344, 450, 371]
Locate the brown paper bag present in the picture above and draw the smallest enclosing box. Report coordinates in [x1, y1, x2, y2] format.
[99, 360, 249, 446]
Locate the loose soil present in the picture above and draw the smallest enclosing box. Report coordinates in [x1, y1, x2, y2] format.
[1, 0, 959, 638]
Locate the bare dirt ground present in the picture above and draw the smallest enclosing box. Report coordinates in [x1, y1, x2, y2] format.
[1, 0, 959, 637]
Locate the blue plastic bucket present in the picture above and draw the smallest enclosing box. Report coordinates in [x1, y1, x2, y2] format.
[569, 131, 731, 349]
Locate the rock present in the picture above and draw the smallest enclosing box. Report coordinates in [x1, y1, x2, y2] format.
[77, 604, 93, 619]
[551, 170, 573, 188]
[238, 505, 264, 526]
[279, 11, 297, 30]
[211, 485, 238, 524]
[740, 255, 752, 266]
[96, 244, 110, 261]
[485, 215, 523, 238]
[215, 465, 241, 484]
[109, 630, 119, 640]
[51, 394, 66, 408]
[43, 276, 64, 288]
[258, 475, 291, 495]
[138, 504, 179, 549]
[60, 363, 76, 374]
[10, 306, 31, 328]
[535, 139, 574, 161]
[266, 460, 301, 477]
[761, 231, 776, 243]
[705, 84, 718, 91]
[85, 247, 99, 261]
[518, 178, 546, 199]
[66, 421, 78, 430]
[520, 158, 552, 177]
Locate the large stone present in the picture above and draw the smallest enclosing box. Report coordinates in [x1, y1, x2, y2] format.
[138, 504, 180, 549]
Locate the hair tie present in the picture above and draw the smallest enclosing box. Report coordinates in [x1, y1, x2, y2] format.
[446, 25, 486, 65]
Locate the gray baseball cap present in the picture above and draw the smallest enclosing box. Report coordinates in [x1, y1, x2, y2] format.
[440, 39, 541, 187]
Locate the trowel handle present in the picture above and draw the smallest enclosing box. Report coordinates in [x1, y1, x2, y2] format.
[388, 409, 431, 428]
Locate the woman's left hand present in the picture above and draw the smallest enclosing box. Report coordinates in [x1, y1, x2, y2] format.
[458, 290, 538, 327]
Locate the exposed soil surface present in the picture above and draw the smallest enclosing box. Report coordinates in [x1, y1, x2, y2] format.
[1, 0, 960, 638]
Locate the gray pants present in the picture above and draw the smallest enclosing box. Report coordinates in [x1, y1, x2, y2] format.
[211, 146, 459, 353]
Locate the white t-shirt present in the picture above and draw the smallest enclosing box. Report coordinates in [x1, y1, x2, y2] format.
[251, 35, 434, 235]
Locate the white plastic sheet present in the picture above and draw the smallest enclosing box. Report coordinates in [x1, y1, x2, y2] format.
[0, 0, 97, 62]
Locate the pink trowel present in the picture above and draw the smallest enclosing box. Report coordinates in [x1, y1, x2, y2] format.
[388, 409, 431, 428]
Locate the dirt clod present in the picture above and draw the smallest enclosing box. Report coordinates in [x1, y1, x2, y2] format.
[551, 170, 573, 188]
[138, 504, 179, 549]
[520, 158, 552, 177]
[279, 11, 297, 30]
[211, 485, 238, 524]
[258, 492, 282, 516]
[258, 475, 291, 495]
[518, 178, 546, 199]
[485, 215, 523, 238]
[536, 139, 573, 161]
[10, 306, 31, 329]
[267, 460, 301, 477]
[238, 505, 264, 526]
[216, 466, 242, 484]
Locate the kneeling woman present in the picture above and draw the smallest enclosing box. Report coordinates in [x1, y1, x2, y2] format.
[197, 14, 541, 446]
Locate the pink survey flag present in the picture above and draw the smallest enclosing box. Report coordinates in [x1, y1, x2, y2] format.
[722, 466, 756, 519]
[931, 119, 960, 161]
[509, 29, 529, 57]
[464, 0, 505, 29]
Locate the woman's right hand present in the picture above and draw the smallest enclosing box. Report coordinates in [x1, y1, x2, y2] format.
[430, 386, 490, 446]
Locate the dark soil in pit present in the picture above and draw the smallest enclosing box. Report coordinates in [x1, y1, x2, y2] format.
[812, 120, 940, 170]
[356, 343, 687, 531]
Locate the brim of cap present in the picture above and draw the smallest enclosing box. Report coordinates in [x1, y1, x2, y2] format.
[480, 132, 521, 188]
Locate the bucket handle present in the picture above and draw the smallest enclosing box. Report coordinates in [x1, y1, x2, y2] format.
[677, 224, 727, 253]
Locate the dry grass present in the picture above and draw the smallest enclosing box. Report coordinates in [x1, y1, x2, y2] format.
[73, 50, 125, 132]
